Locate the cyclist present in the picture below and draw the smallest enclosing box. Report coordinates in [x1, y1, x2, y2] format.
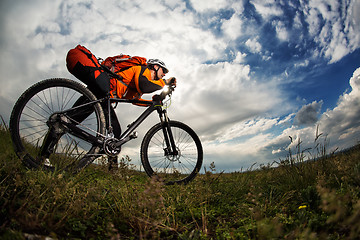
[56, 55, 176, 170]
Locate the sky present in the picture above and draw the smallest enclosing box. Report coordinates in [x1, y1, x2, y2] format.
[1, 0, 360, 172]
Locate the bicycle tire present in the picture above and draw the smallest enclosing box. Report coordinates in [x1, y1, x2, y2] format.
[9, 78, 106, 171]
[141, 120, 203, 185]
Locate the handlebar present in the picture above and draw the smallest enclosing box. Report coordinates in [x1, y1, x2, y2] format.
[154, 83, 176, 102]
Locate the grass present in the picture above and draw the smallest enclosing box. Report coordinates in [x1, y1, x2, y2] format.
[1, 123, 360, 239]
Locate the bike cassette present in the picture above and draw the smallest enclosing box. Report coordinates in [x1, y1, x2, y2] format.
[103, 138, 121, 157]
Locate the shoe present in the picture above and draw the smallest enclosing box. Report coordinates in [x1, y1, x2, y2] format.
[44, 158, 54, 167]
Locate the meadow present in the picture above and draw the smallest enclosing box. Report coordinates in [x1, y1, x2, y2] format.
[1, 124, 360, 239]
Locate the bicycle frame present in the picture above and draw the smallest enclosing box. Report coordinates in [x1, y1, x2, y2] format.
[60, 92, 178, 156]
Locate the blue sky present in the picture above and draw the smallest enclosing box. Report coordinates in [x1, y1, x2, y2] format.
[1, 0, 360, 171]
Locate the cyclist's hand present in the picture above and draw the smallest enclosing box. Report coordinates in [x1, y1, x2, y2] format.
[165, 77, 176, 86]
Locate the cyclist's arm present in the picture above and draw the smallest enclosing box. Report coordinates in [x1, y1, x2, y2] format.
[137, 68, 165, 93]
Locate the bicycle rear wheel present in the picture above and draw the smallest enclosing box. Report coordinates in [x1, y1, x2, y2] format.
[9, 78, 106, 171]
[141, 121, 203, 185]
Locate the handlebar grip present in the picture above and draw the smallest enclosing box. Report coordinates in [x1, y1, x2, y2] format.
[167, 77, 176, 85]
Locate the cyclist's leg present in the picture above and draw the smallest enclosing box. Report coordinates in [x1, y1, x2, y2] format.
[68, 95, 94, 123]
[109, 106, 121, 138]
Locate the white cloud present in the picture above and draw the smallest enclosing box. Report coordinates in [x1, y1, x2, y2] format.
[233, 51, 247, 63]
[294, 59, 310, 68]
[245, 37, 262, 53]
[190, 0, 233, 12]
[222, 14, 244, 40]
[216, 117, 279, 143]
[273, 20, 288, 42]
[318, 67, 360, 148]
[293, 11, 303, 30]
[304, 7, 322, 37]
[251, 0, 283, 20]
[171, 60, 285, 141]
[303, 0, 359, 63]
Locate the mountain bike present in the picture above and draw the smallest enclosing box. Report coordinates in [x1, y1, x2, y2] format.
[9, 74, 203, 185]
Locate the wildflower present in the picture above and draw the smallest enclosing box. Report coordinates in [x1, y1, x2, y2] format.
[298, 205, 307, 210]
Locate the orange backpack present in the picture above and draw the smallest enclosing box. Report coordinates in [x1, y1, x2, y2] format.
[101, 54, 147, 98]
[101, 54, 147, 73]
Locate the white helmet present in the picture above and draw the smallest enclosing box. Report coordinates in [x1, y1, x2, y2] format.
[147, 59, 169, 73]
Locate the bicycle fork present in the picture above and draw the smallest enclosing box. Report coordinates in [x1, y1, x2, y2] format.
[159, 109, 179, 156]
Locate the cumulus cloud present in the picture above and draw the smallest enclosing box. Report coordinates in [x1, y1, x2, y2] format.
[251, 0, 283, 20]
[294, 101, 323, 126]
[245, 37, 262, 53]
[205, 67, 360, 171]
[221, 13, 243, 40]
[319, 68, 360, 148]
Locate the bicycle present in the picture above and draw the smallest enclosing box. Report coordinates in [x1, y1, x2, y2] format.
[9, 70, 203, 185]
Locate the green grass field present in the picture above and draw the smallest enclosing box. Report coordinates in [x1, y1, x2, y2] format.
[1, 124, 360, 239]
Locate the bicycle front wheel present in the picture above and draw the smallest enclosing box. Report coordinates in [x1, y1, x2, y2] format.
[141, 121, 203, 185]
[9, 78, 106, 171]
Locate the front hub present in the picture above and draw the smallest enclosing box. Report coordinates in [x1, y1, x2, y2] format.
[165, 147, 181, 162]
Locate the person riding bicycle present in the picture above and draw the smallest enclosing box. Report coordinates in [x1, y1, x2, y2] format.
[65, 47, 176, 170]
